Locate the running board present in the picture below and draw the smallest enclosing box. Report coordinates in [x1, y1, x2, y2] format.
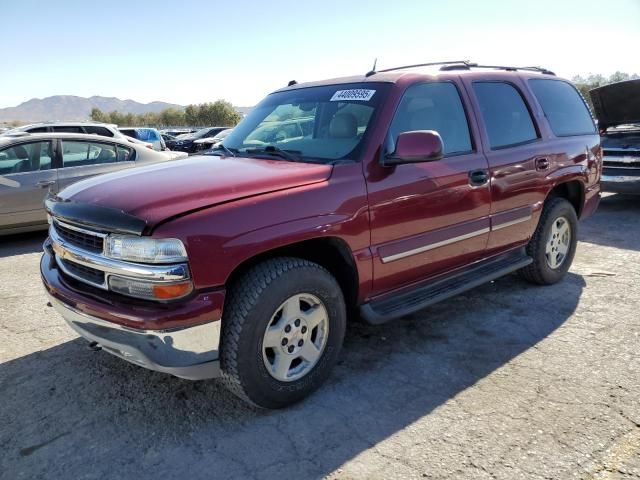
[360, 249, 532, 325]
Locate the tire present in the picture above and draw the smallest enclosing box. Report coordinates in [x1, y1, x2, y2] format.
[519, 197, 578, 285]
[220, 257, 346, 409]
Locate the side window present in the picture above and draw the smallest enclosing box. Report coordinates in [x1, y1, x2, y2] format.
[52, 126, 84, 133]
[26, 126, 49, 133]
[84, 126, 114, 137]
[0, 141, 53, 174]
[389, 82, 472, 155]
[62, 141, 117, 167]
[528, 79, 596, 136]
[117, 145, 134, 162]
[473, 82, 538, 149]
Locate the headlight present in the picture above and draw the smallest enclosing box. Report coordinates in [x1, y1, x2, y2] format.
[104, 235, 188, 263]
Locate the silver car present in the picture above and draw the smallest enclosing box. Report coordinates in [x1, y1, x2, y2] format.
[0, 132, 187, 235]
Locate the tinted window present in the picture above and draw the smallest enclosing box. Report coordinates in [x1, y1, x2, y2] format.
[119, 129, 138, 140]
[62, 141, 117, 167]
[26, 126, 49, 133]
[528, 79, 596, 136]
[474, 82, 538, 149]
[117, 145, 134, 162]
[389, 82, 472, 155]
[84, 126, 114, 137]
[52, 126, 83, 133]
[0, 141, 53, 174]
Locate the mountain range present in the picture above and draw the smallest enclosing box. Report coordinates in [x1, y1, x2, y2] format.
[0, 95, 187, 123]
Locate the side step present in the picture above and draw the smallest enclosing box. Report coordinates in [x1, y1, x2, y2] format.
[360, 248, 532, 325]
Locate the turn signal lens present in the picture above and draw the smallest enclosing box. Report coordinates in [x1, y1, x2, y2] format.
[153, 282, 193, 299]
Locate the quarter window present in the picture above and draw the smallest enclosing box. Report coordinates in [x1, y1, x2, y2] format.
[61, 141, 117, 167]
[117, 145, 134, 162]
[84, 126, 114, 137]
[389, 82, 472, 155]
[473, 82, 538, 149]
[528, 79, 596, 136]
[0, 141, 53, 174]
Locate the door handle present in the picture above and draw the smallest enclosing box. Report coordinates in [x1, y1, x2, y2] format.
[535, 157, 550, 171]
[36, 180, 55, 188]
[468, 169, 489, 186]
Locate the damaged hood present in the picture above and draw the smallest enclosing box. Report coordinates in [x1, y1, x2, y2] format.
[590, 79, 640, 129]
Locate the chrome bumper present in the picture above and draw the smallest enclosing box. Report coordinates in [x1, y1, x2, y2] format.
[601, 174, 640, 194]
[48, 293, 221, 380]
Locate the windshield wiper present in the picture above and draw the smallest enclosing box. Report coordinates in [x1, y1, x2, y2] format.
[209, 143, 237, 157]
[245, 145, 302, 162]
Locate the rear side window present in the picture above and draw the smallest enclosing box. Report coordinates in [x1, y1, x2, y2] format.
[117, 145, 134, 162]
[61, 141, 117, 167]
[52, 126, 83, 133]
[26, 126, 49, 133]
[84, 126, 114, 137]
[389, 82, 472, 155]
[528, 79, 596, 136]
[473, 82, 538, 149]
[119, 129, 138, 140]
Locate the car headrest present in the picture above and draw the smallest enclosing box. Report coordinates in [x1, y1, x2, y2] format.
[14, 145, 29, 159]
[329, 113, 357, 138]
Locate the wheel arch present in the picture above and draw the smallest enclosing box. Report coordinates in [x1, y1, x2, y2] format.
[546, 180, 585, 218]
[225, 236, 360, 312]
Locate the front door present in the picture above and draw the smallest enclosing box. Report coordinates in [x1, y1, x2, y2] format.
[366, 81, 491, 295]
[0, 140, 58, 231]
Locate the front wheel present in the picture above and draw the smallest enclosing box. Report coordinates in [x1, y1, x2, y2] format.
[220, 257, 346, 408]
[519, 197, 578, 285]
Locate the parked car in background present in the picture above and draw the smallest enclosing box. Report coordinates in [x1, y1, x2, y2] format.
[161, 128, 196, 137]
[590, 79, 640, 194]
[192, 128, 233, 153]
[119, 127, 166, 151]
[170, 127, 231, 153]
[0, 132, 187, 235]
[40, 63, 601, 408]
[3, 122, 124, 138]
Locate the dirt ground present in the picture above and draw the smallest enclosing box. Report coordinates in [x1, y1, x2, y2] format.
[1, 193, 638, 480]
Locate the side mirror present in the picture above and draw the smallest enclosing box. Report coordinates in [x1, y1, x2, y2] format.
[382, 130, 444, 166]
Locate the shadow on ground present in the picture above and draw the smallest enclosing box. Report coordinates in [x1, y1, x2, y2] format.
[580, 194, 640, 251]
[0, 272, 585, 479]
[0, 231, 47, 258]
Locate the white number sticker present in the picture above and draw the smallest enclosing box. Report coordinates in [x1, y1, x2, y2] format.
[330, 89, 376, 102]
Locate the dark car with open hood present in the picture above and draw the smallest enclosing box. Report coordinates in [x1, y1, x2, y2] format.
[590, 79, 640, 194]
[40, 61, 601, 408]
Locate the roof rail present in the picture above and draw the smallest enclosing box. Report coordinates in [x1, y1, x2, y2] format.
[366, 60, 555, 76]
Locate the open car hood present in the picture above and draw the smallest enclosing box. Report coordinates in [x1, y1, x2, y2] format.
[590, 79, 640, 129]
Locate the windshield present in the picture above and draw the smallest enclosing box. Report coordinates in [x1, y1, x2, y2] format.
[223, 83, 389, 163]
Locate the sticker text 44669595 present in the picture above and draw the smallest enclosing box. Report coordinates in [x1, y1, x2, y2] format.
[330, 89, 376, 102]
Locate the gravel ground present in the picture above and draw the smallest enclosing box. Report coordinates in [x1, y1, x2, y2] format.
[1, 193, 638, 480]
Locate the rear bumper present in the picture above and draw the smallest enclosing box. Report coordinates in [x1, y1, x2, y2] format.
[48, 292, 221, 380]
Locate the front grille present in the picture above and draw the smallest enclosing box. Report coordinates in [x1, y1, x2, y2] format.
[54, 221, 104, 253]
[59, 258, 105, 286]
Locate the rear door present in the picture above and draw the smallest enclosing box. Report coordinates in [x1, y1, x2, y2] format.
[56, 139, 135, 190]
[463, 79, 550, 254]
[0, 140, 58, 230]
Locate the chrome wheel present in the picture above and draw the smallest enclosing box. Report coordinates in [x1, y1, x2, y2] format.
[262, 293, 329, 382]
[545, 216, 571, 269]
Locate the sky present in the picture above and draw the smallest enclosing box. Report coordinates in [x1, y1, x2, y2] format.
[2, 0, 639, 108]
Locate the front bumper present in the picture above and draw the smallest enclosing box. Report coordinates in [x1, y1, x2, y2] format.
[41, 247, 225, 380]
[601, 173, 640, 194]
[48, 292, 221, 380]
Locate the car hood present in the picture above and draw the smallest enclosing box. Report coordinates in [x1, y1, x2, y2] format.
[55, 155, 332, 232]
[590, 79, 640, 129]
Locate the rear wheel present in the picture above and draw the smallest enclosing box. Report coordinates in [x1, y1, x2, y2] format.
[220, 257, 346, 408]
[519, 197, 578, 285]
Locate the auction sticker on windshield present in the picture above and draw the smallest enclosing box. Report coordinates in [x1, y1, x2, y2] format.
[330, 89, 376, 102]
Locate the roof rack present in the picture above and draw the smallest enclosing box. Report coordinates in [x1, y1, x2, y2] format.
[366, 60, 555, 76]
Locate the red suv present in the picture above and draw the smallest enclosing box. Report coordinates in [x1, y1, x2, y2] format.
[41, 62, 601, 408]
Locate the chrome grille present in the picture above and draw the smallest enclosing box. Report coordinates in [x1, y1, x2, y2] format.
[53, 220, 105, 253]
[59, 258, 106, 287]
